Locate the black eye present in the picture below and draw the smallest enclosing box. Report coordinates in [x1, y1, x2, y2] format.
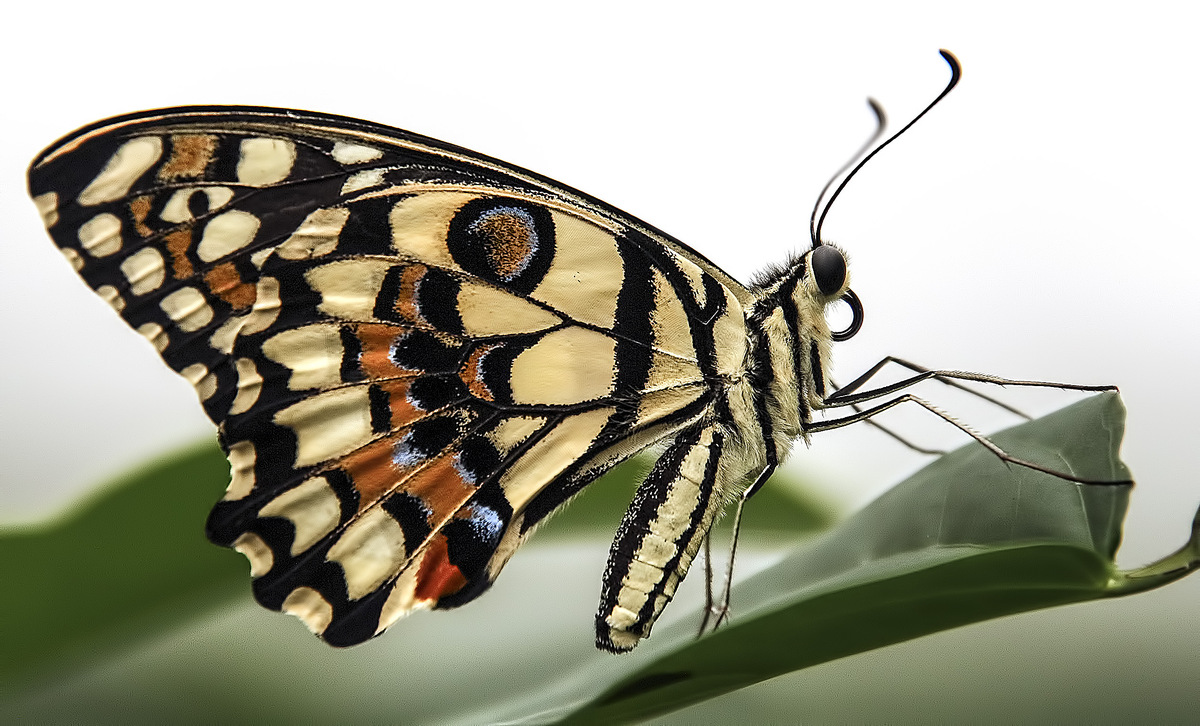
[811, 245, 846, 296]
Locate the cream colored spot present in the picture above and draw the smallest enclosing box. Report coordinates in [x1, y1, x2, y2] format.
[486, 416, 546, 456]
[159, 286, 214, 332]
[650, 268, 697, 360]
[673, 252, 709, 308]
[232, 531, 273, 577]
[277, 207, 350, 260]
[181, 362, 217, 401]
[61, 247, 84, 271]
[96, 284, 126, 312]
[260, 476, 341, 555]
[635, 384, 704, 427]
[197, 210, 260, 262]
[120, 247, 165, 295]
[457, 281, 561, 336]
[711, 287, 748, 377]
[208, 314, 246, 354]
[378, 565, 433, 633]
[341, 168, 385, 195]
[250, 246, 276, 269]
[327, 507, 407, 600]
[33, 192, 58, 228]
[160, 186, 235, 223]
[499, 407, 613, 506]
[282, 587, 333, 634]
[274, 386, 374, 467]
[78, 213, 123, 257]
[331, 142, 383, 164]
[241, 277, 280, 334]
[229, 357, 263, 415]
[389, 191, 479, 268]
[644, 351, 704, 391]
[304, 259, 392, 322]
[237, 137, 296, 186]
[77, 136, 163, 206]
[530, 211, 623, 329]
[137, 322, 169, 353]
[509, 327, 616, 405]
[224, 440, 257, 500]
[262, 324, 345, 390]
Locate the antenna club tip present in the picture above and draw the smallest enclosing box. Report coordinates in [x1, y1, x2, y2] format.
[937, 49, 963, 81]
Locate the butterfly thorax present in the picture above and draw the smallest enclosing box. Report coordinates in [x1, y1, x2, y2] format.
[747, 249, 847, 446]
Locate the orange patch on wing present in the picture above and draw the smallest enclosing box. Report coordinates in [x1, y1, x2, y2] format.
[129, 195, 153, 237]
[374, 379, 425, 429]
[164, 227, 194, 278]
[204, 262, 257, 309]
[160, 133, 217, 180]
[391, 264, 426, 324]
[477, 212, 533, 278]
[341, 437, 405, 512]
[459, 344, 497, 401]
[404, 455, 477, 521]
[413, 533, 467, 603]
[356, 324, 420, 378]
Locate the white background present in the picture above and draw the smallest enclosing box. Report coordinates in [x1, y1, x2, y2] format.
[3, 1, 1198, 721]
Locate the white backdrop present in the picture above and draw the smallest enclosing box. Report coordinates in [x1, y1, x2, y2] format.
[3, 1, 1197, 721]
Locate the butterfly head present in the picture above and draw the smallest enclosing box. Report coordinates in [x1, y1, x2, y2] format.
[802, 244, 863, 342]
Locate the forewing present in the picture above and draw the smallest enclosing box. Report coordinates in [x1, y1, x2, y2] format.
[27, 106, 749, 644]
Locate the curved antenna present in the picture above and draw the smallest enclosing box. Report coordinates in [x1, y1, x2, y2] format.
[809, 99, 887, 248]
[813, 49, 962, 246]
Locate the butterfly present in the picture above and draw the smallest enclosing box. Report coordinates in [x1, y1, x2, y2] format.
[31, 52, 1106, 653]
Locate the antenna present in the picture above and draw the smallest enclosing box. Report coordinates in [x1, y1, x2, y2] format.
[810, 99, 887, 247]
[812, 49, 962, 246]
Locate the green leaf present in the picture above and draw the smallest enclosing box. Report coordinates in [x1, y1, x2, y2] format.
[471, 392, 1198, 724]
[0, 443, 242, 691]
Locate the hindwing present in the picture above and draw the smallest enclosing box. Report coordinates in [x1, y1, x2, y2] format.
[28, 106, 753, 645]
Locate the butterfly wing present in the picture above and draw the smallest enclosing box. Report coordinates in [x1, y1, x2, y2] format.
[28, 106, 753, 645]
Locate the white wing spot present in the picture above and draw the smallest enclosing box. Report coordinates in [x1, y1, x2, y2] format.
[34, 192, 59, 228]
[77, 136, 163, 206]
[331, 142, 383, 164]
[274, 386, 374, 467]
[159, 286, 214, 332]
[229, 357, 263, 415]
[78, 213, 123, 257]
[160, 187, 235, 223]
[181, 362, 217, 401]
[120, 247, 165, 295]
[137, 322, 169, 352]
[282, 587, 333, 634]
[340, 168, 386, 195]
[232, 531, 273, 576]
[224, 440, 257, 500]
[61, 247, 84, 271]
[277, 207, 350, 260]
[259, 476, 342, 555]
[326, 508, 407, 600]
[197, 210, 260, 262]
[237, 137, 296, 186]
[96, 284, 125, 312]
[241, 277, 280, 334]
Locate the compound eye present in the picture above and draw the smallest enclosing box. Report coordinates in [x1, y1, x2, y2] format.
[811, 245, 847, 297]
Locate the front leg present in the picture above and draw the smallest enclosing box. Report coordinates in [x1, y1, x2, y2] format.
[595, 423, 730, 653]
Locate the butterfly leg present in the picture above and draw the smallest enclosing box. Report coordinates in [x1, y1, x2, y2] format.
[596, 422, 733, 653]
[698, 459, 776, 637]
